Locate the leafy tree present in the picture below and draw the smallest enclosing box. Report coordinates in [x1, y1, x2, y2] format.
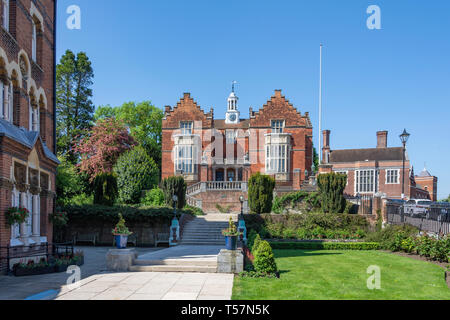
[56, 156, 85, 206]
[95, 101, 163, 167]
[74, 118, 136, 180]
[93, 173, 118, 206]
[161, 176, 186, 209]
[114, 146, 159, 204]
[313, 147, 319, 173]
[317, 172, 347, 213]
[248, 173, 276, 214]
[141, 188, 165, 207]
[56, 50, 95, 163]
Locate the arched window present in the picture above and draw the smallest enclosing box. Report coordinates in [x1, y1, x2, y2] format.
[31, 17, 43, 65]
[29, 97, 39, 132]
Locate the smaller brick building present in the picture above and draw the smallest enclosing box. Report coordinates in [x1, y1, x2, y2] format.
[319, 130, 437, 200]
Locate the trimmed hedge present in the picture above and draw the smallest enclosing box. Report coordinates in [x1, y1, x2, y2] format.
[61, 204, 193, 224]
[269, 241, 380, 250]
[248, 173, 275, 214]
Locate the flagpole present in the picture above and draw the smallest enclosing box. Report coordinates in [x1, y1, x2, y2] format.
[318, 44, 323, 165]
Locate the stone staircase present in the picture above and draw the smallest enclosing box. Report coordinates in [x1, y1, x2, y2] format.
[180, 214, 237, 245]
[129, 214, 236, 273]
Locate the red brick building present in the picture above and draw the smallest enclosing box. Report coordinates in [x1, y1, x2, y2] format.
[162, 89, 313, 212]
[0, 0, 57, 271]
[319, 130, 436, 200]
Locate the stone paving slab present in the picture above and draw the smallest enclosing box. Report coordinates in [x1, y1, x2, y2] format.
[55, 272, 234, 300]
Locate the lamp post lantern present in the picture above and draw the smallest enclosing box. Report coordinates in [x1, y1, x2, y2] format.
[399, 129, 410, 200]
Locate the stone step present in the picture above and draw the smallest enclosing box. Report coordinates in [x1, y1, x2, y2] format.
[134, 259, 217, 267]
[180, 241, 225, 245]
[130, 265, 217, 273]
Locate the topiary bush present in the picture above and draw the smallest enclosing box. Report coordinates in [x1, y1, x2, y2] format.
[253, 240, 278, 274]
[317, 172, 347, 213]
[248, 173, 275, 214]
[93, 173, 118, 206]
[161, 176, 187, 209]
[114, 146, 159, 204]
[141, 188, 165, 207]
[252, 234, 262, 254]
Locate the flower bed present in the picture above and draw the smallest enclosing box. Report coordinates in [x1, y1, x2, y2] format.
[12, 251, 85, 277]
[269, 241, 380, 250]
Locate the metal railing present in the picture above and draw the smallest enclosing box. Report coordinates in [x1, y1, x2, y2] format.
[386, 203, 450, 236]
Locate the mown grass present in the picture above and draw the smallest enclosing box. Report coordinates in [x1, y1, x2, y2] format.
[232, 250, 450, 300]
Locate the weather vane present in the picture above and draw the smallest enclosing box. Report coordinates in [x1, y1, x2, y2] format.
[232, 80, 237, 93]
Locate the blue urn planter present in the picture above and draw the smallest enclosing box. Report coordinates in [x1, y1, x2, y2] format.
[225, 236, 238, 250]
[115, 235, 129, 249]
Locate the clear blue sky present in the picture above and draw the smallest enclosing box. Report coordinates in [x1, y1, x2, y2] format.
[56, 0, 450, 199]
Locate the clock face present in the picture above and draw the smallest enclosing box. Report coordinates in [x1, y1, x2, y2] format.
[229, 114, 237, 122]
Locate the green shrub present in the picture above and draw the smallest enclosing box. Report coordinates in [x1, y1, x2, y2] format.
[247, 230, 258, 250]
[93, 173, 118, 206]
[56, 157, 91, 206]
[115, 146, 159, 204]
[272, 191, 321, 214]
[60, 204, 196, 224]
[317, 172, 347, 213]
[182, 205, 204, 216]
[429, 236, 450, 262]
[269, 241, 380, 250]
[364, 224, 418, 250]
[141, 188, 165, 206]
[253, 241, 278, 274]
[248, 173, 275, 214]
[161, 176, 187, 209]
[252, 234, 262, 254]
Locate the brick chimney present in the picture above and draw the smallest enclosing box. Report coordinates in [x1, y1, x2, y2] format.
[322, 130, 331, 163]
[377, 131, 388, 148]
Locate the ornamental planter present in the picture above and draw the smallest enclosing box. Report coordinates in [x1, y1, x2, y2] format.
[225, 235, 238, 250]
[115, 235, 129, 249]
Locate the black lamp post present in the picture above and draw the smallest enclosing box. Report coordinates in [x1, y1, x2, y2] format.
[239, 195, 244, 219]
[172, 194, 178, 218]
[399, 129, 410, 200]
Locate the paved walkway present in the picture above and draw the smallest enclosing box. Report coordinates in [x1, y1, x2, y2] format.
[0, 246, 156, 300]
[55, 272, 234, 300]
[0, 245, 235, 300]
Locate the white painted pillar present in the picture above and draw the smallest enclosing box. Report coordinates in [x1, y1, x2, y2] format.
[32, 195, 40, 237]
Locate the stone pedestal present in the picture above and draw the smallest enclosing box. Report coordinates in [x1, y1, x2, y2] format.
[217, 249, 244, 274]
[106, 249, 137, 272]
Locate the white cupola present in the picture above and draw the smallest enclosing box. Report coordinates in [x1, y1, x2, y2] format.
[225, 81, 240, 124]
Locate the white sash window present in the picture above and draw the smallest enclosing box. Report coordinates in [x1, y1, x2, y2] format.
[2, 0, 9, 31]
[355, 170, 376, 193]
[175, 145, 196, 174]
[32, 21, 37, 62]
[266, 144, 288, 173]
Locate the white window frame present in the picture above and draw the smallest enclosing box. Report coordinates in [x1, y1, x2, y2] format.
[226, 130, 236, 144]
[266, 144, 288, 174]
[2, 0, 9, 31]
[386, 169, 400, 184]
[29, 103, 39, 132]
[0, 82, 12, 122]
[271, 120, 285, 134]
[32, 20, 37, 62]
[355, 169, 376, 194]
[180, 121, 193, 135]
[174, 145, 197, 174]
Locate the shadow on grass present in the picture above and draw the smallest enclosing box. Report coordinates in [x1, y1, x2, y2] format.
[274, 250, 343, 259]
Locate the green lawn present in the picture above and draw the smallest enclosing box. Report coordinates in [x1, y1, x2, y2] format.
[232, 250, 450, 300]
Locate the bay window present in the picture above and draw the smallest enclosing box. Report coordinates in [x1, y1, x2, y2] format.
[266, 144, 288, 173]
[175, 145, 197, 174]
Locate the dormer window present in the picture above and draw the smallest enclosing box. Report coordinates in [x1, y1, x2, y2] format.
[180, 121, 193, 135]
[271, 120, 285, 133]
